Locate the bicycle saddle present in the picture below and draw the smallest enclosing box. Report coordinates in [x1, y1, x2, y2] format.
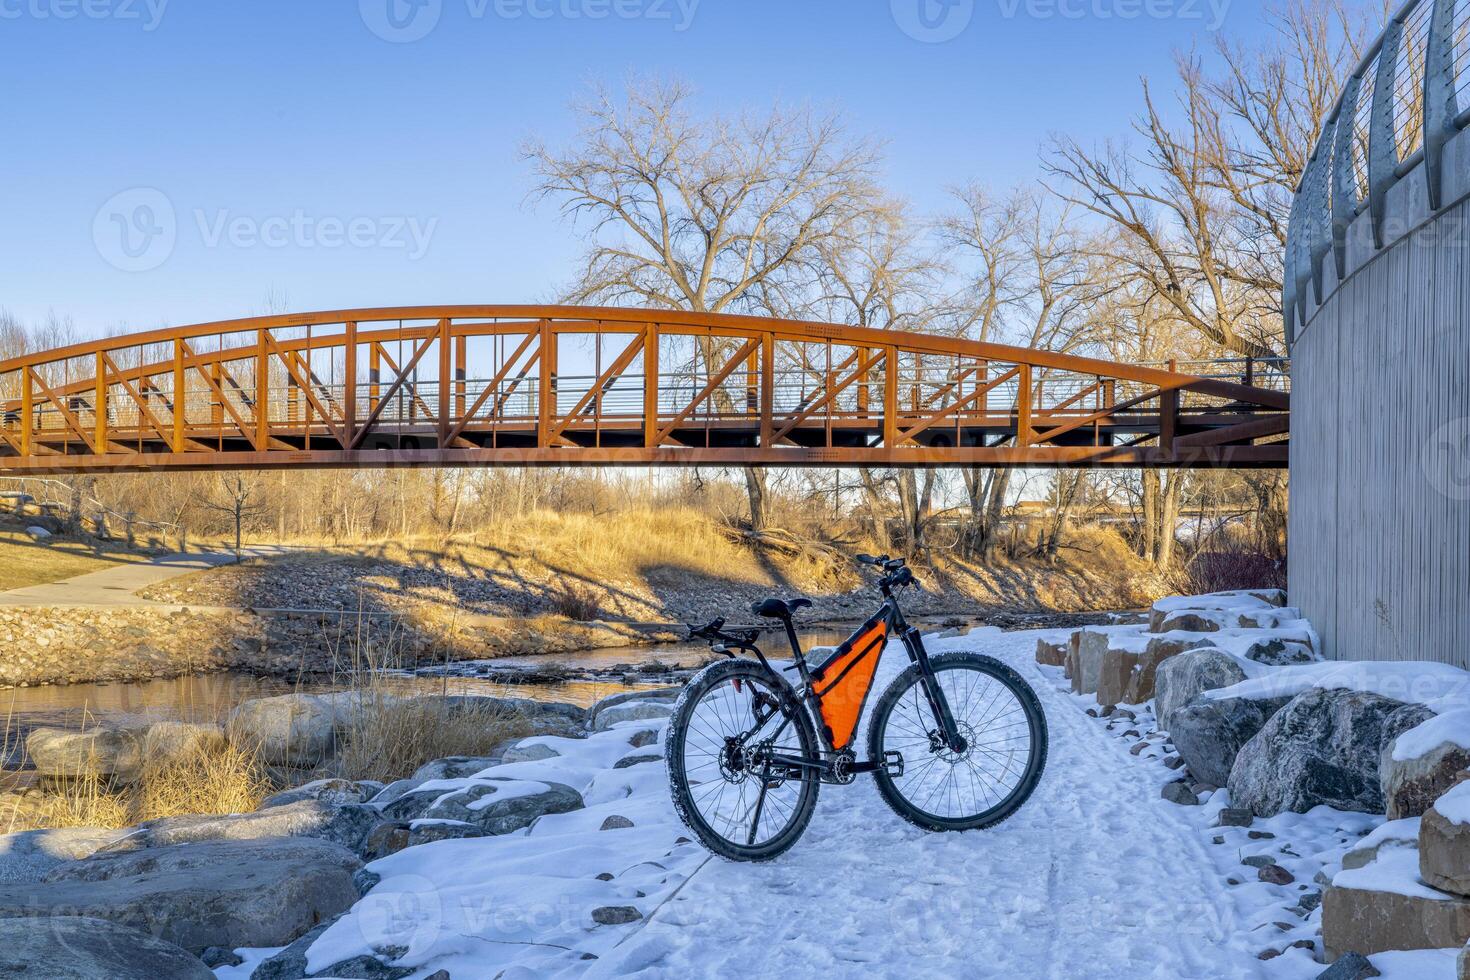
[751, 596, 813, 620]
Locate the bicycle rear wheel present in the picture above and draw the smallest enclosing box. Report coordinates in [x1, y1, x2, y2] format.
[868, 651, 1047, 832]
[665, 659, 820, 861]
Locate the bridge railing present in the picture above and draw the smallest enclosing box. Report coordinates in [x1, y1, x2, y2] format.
[1285, 0, 1470, 340]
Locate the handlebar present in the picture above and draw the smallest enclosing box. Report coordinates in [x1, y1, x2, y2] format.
[855, 553, 919, 591]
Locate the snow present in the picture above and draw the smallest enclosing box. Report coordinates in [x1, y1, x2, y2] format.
[1432, 781, 1470, 826]
[1152, 590, 1281, 615]
[1333, 844, 1451, 901]
[1368, 948, 1461, 979]
[1392, 707, 1470, 761]
[1203, 659, 1470, 712]
[1352, 816, 1421, 855]
[227, 627, 1359, 979]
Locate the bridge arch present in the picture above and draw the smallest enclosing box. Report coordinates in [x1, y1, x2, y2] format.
[0, 305, 1287, 474]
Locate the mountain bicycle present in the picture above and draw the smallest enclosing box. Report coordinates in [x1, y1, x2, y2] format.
[665, 554, 1048, 861]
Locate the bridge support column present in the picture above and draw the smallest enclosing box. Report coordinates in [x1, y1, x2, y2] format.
[343, 322, 357, 447]
[644, 324, 659, 448]
[94, 352, 107, 454]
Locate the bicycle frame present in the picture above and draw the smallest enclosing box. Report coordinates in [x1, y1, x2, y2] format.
[728, 581, 968, 784]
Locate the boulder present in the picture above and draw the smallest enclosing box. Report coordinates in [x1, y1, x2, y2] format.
[24, 525, 52, 541]
[1154, 649, 1248, 732]
[260, 778, 373, 810]
[1342, 818, 1422, 870]
[116, 799, 383, 855]
[1323, 856, 1470, 959]
[0, 827, 131, 884]
[441, 695, 586, 736]
[1170, 694, 1290, 788]
[1421, 785, 1470, 898]
[587, 688, 680, 731]
[248, 916, 338, 980]
[226, 693, 340, 766]
[410, 755, 502, 782]
[613, 751, 663, 769]
[1381, 708, 1470, 820]
[502, 741, 562, 764]
[1096, 647, 1139, 708]
[1461, 944, 1469, 980]
[142, 721, 226, 759]
[423, 777, 584, 834]
[0, 837, 361, 953]
[1229, 688, 1414, 817]
[591, 701, 674, 732]
[369, 777, 427, 808]
[1155, 611, 1225, 634]
[1069, 629, 1112, 696]
[407, 820, 485, 847]
[1243, 638, 1316, 666]
[27, 726, 145, 781]
[1035, 637, 1068, 667]
[0, 915, 212, 979]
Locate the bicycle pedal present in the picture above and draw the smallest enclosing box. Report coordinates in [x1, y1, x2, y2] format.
[882, 751, 905, 778]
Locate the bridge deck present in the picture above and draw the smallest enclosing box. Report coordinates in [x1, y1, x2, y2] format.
[0, 306, 1289, 472]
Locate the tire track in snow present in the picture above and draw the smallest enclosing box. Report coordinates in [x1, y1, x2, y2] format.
[593, 632, 1266, 979]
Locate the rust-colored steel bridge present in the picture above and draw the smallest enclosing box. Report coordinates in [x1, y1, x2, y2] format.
[0, 306, 1289, 473]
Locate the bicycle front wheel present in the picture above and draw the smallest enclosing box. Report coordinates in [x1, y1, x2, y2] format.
[868, 651, 1047, 832]
[665, 658, 820, 861]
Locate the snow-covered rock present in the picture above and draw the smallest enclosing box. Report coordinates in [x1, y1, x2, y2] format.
[1422, 782, 1470, 898]
[1324, 844, 1470, 959]
[23, 525, 51, 541]
[1155, 648, 1248, 733]
[591, 700, 674, 731]
[410, 755, 502, 782]
[586, 687, 680, 731]
[1382, 708, 1470, 820]
[1228, 688, 1416, 817]
[422, 777, 584, 835]
[501, 740, 562, 765]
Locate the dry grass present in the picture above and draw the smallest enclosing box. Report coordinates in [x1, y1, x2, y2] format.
[332, 694, 535, 783]
[0, 531, 151, 592]
[19, 737, 272, 831]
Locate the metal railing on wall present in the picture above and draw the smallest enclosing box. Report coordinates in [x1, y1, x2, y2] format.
[1286, 0, 1470, 344]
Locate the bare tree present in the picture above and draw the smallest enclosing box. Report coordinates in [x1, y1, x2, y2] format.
[198, 474, 265, 558]
[525, 78, 885, 530]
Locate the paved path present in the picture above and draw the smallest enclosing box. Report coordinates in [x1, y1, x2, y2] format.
[0, 546, 286, 608]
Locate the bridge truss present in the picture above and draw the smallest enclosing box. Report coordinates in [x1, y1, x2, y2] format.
[0, 306, 1289, 473]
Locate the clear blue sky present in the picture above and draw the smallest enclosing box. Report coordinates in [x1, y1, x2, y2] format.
[1, 0, 1276, 339]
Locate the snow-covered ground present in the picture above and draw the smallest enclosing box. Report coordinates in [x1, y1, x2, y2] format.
[219, 627, 1444, 979]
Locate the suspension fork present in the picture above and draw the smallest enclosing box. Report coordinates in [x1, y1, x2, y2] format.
[900, 625, 967, 753]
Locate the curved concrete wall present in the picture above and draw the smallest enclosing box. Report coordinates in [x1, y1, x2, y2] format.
[1287, 0, 1470, 669]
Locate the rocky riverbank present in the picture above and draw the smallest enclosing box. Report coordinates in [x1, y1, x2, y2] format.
[0, 604, 685, 690]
